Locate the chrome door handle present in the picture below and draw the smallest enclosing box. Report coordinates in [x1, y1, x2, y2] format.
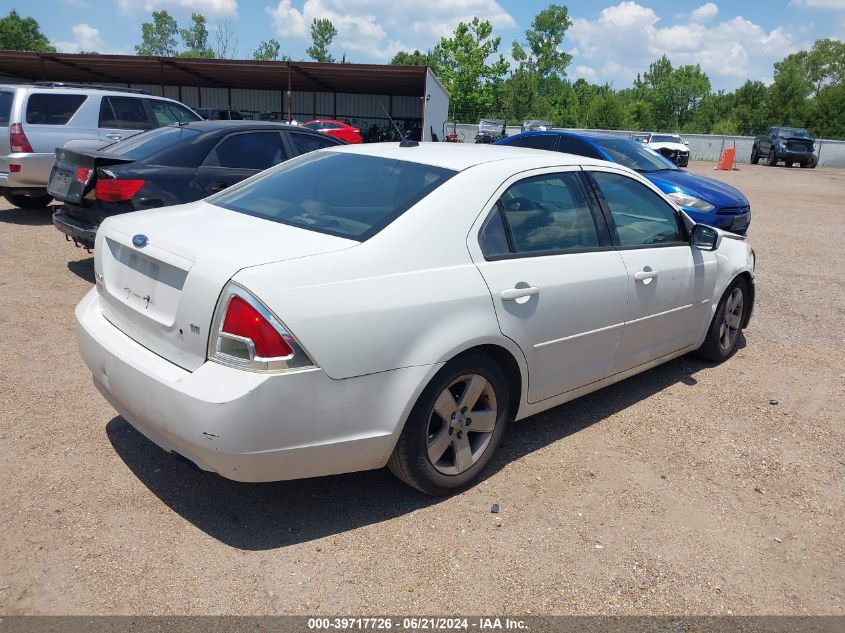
[106, 133, 123, 140]
[501, 286, 540, 301]
[634, 269, 658, 282]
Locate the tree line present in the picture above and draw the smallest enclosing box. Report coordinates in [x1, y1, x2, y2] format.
[2, 6, 843, 138]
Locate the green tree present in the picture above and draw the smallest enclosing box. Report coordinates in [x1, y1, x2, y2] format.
[625, 100, 654, 131]
[767, 53, 813, 126]
[809, 84, 845, 138]
[511, 4, 572, 79]
[732, 80, 768, 135]
[433, 17, 510, 121]
[307, 18, 336, 63]
[672, 64, 711, 128]
[179, 13, 214, 58]
[390, 50, 433, 66]
[803, 38, 845, 96]
[587, 90, 624, 129]
[135, 10, 178, 56]
[0, 9, 55, 52]
[253, 38, 283, 61]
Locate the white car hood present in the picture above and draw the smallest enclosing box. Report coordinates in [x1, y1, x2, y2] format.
[649, 141, 688, 152]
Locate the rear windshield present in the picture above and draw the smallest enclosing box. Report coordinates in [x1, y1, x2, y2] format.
[103, 126, 201, 160]
[0, 91, 12, 126]
[210, 151, 456, 241]
[591, 137, 679, 173]
[26, 93, 87, 125]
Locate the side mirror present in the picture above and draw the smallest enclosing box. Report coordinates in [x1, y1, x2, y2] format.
[684, 140, 690, 146]
[691, 224, 721, 251]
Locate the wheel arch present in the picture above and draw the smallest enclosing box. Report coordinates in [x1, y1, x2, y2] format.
[453, 343, 524, 422]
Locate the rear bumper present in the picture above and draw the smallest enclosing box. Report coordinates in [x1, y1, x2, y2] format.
[0, 152, 55, 189]
[53, 209, 97, 246]
[75, 288, 434, 482]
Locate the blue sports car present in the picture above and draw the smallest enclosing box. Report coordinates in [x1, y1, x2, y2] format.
[496, 131, 751, 235]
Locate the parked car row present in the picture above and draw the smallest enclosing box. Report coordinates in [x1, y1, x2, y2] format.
[1, 82, 202, 208]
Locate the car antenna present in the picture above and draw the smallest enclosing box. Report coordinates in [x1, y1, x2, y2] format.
[379, 103, 418, 147]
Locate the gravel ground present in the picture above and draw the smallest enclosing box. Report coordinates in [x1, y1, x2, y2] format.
[0, 161, 843, 616]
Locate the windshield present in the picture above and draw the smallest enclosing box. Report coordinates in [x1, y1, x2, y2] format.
[591, 137, 679, 172]
[104, 126, 201, 160]
[781, 127, 810, 138]
[210, 152, 456, 241]
[651, 134, 682, 143]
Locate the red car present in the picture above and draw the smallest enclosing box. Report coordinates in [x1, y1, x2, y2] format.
[302, 119, 362, 144]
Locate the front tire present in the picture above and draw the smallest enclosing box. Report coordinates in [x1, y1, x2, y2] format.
[767, 151, 777, 166]
[388, 352, 510, 495]
[750, 146, 759, 164]
[3, 193, 53, 209]
[695, 277, 749, 362]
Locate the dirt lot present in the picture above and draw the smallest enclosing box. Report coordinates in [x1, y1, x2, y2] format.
[0, 161, 843, 616]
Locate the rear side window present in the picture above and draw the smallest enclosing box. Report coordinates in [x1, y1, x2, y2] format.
[289, 131, 340, 153]
[205, 132, 288, 170]
[99, 97, 152, 130]
[590, 171, 684, 247]
[558, 137, 604, 160]
[0, 91, 13, 126]
[148, 100, 199, 125]
[211, 152, 455, 240]
[482, 172, 600, 257]
[509, 135, 558, 151]
[25, 93, 87, 125]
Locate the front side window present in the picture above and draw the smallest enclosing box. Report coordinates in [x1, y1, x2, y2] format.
[25, 93, 87, 125]
[480, 172, 600, 257]
[590, 171, 684, 247]
[148, 99, 199, 125]
[205, 132, 287, 170]
[210, 152, 455, 240]
[99, 97, 152, 129]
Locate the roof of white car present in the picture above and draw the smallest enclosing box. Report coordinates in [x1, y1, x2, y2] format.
[328, 141, 615, 172]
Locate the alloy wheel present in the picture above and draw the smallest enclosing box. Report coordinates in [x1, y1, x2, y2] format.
[426, 374, 498, 475]
[719, 287, 744, 351]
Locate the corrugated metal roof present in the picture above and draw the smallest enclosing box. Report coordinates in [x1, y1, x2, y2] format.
[0, 51, 429, 96]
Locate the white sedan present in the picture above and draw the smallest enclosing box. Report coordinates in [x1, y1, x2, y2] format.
[76, 143, 755, 495]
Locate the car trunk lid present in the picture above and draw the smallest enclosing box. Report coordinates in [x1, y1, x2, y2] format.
[47, 148, 134, 204]
[95, 200, 357, 371]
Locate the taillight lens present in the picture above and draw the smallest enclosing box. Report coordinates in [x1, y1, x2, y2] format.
[75, 166, 93, 185]
[208, 283, 315, 372]
[95, 178, 145, 202]
[10, 123, 33, 153]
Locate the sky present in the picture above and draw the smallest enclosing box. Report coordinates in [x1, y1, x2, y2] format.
[9, 0, 845, 91]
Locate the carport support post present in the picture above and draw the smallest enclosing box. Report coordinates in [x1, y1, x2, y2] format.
[159, 58, 165, 97]
[287, 62, 292, 123]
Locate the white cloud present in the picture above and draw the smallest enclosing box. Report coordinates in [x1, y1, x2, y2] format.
[690, 2, 718, 22]
[573, 65, 598, 82]
[791, 0, 845, 7]
[265, 0, 516, 60]
[117, 0, 238, 17]
[569, 1, 804, 89]
[54, 23, 105, 53]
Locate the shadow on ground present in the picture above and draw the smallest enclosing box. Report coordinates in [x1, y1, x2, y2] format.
[0, 205, 54, 226]
[107, 350, 729, 551]
[67, 257, 95, 283]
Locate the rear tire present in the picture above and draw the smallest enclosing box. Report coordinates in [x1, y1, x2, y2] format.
[695, 277, 749, 362]
[3, 193, 53, 209]
[388, 352, 510, 495]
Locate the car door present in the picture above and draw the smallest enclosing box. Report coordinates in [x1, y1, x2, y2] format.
[468, 168, 629, 403]
[760, 127, 776, 157]
[146, 99, 200, 126]
[586, 168, 716, 373]
[98, 96, 153, 145]
[196, 130, 289, 195]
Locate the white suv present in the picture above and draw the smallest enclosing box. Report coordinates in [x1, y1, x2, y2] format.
[0, 83, 200, 208]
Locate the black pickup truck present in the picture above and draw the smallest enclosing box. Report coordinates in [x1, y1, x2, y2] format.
[751, 126, 817, 168]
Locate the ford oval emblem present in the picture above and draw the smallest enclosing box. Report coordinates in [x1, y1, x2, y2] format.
[132, 234, 149, 248]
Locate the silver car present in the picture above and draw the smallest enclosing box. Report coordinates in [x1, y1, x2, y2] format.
[0, 83, 200, 209]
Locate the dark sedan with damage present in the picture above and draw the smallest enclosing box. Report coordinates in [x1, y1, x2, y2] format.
[50, 121, 344, 248]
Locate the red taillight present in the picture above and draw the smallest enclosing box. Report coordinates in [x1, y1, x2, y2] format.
[222, 295, 293, 358]
[10, 123, 33, 153]
[75, 166, 93, 185]
[95, 178, 145, 202]
[9, 164, 20, 173]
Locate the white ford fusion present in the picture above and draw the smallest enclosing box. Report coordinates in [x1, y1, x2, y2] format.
[76, 142, 755, 495]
